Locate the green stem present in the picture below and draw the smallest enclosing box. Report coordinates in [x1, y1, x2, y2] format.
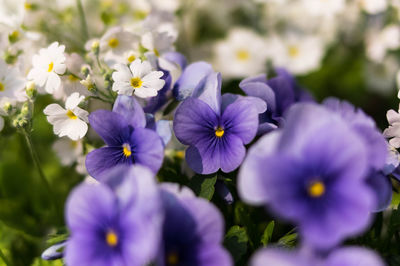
[0, 247, 11, 266]
[76, 0, 89, 42]
[22, 129, 52, 194]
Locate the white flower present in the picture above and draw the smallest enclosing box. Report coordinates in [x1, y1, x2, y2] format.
[384, 107, 400, 148]
[301, 0, 345, 18]
[267, 34, 325, 75]
[0, 59, 26, 101]
[0, 0, 25, 27]
[112, 59, 165, 98]
[28, 42, 66, 94]
[366, 24, 400, 63]
[43, 92, 88, 140]
[100, 27, 139, 55]
[213, 28, 268, 79]
[141, 31, 175, 57]
[52, 137, 83, 166]
[358, 0, 388, 14]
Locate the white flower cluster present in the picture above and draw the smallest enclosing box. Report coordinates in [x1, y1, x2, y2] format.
[0, 0, 180, 173]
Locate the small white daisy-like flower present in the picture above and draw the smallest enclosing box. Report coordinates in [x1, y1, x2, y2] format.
[43, 92, 88, 140]
[141, 31, 175, 57]
[267, 33, 325, 75]
[0, 59, 26, 101]
[213, 28, 268, 79]
[27, 42, 66, 94]
[100, 27, 139, 55]
[384, 107, 400, 148]
[112, 59, 165, 98]
[300, 0, 345, 18]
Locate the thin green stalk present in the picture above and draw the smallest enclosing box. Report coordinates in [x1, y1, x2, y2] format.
[0, 247, 11, 266]
[22, 128, 57, 217]
[76, 0, 89, 42]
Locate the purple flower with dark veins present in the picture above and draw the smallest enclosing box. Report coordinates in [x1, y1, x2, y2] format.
[173, 72, 266, 174]
[64, 165, 163, 266]
[239, 103, 375, 249]
[86, 95, 164, 179]
[158, 184, 232, 266]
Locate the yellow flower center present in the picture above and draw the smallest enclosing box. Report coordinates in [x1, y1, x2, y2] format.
[130, 77, 143, 88]
[0, 82, 4, 92]
[24, 2, 32, 10]
[66, 110, 77, 120]
[288, 45, 300, 58]
[154, 48, 160, 57]
[127, 54, 136, 63]
[105, 230, 118, 247]
[48, 62, 54, 72]
[236, 49, 250, 61]
[68, 75, 80, 82]
[308, 181, 325, 198]
[167, 252, 179, 265]
[215, 127, 224, 138]
[108, 38, 119, 48]
[122, 143, 132, 157]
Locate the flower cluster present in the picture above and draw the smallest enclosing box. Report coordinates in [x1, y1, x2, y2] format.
[1, 1, 400, 266]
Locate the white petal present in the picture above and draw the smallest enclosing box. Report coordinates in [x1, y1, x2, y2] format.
[45, 73, 61, 94]
[112, 64, 132, 82]
[65, 92, 84, 110]
[43, 104, 66, 116]
[54, 63, 66, 75]
[134, 87, 158, 98]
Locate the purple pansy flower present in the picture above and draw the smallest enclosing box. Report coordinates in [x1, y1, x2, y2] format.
[86, 95, 164, 179]
[239, 68, 313, 134]
[158, 184, 232, 266]
[64, 165, 163, 266]
[322, 97, 391, 211]
[173, 71, 266, 174]
[238, 103, 375, 249]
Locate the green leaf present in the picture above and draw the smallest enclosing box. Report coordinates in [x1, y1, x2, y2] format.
[31, 258, 63, 266]
[278, 231, 298, 248]
[187, 174, 217, 200]
[223, 225, 248, 263]
[260, 221, 275, 246]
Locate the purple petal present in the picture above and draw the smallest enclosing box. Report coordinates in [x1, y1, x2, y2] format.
[173, 61, 213, 101]
[88, 110, 130, 146]
[325, 247, 385, 266]
[173, 97, 219, 146]
[113, 95, 146, 128]
[181, 197, 225, 244]
[239, 78, 276, 113]
[221, 93, 267, 114]
[221, 97, 260, 144]
[238, 131, 282, 205]
[130, 127, 164, 173]
[65, 183, 116, 234]
[185, 145, 219, 175]
[196, 244, 233, 266]
[163, 51, 187, 70]
[192, 72, 222, 115]
[366, 171, 392, 212]
[86, 146, 130, 180]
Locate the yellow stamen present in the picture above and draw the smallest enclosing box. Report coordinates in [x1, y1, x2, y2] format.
[66, 110, 77, 120]
[130, 77, 143, 88]
[122, 143, 132, 157]
[308, 181, 325, 198]
[0, 82, 4, 92]
[175, 150, 185, 159]
[288, 46, 299, 58]
[215, 127, 224, 138]
[127, 54, 136, 63]
[154, 49, 160, 57]
[105, 230, 118, 247]
[167, 252, 179, 265]
[47, 62, 54, 72]
[236, 49, 250, 61]
[108, 38, 119, 48]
